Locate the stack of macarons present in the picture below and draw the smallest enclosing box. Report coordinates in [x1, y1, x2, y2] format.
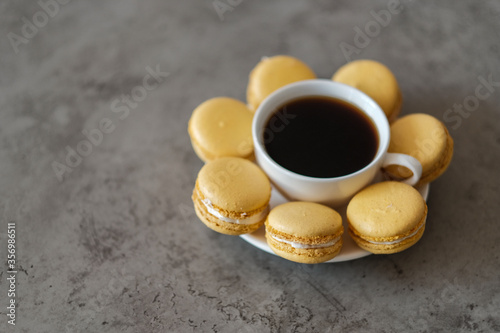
[188, 55, 454, 264]
[265, 202, 344, 264]
[192, 157, 271, 235]
[347, 181, 428, 254]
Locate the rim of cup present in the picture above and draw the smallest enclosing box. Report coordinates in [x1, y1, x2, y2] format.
[252, 79, 390, 182]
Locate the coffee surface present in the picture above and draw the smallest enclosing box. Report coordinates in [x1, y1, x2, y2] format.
[264, 96, 379, 178]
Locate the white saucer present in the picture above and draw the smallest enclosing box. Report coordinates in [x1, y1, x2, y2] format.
[240, 176, 430, 263]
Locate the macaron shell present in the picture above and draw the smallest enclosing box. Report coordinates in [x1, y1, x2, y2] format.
[347, 182, 427, 239]
[196, 157, 271, 213]
[266, 235, 343, 264]
[188, 97, 254, 162]
[266, 202, 343, 238]
[332, 60, 401, 121]
[246, 55, 316, 111]
[388, 113, 454, 185]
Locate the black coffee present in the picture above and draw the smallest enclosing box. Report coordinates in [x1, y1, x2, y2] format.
[263, 96, 379, 178]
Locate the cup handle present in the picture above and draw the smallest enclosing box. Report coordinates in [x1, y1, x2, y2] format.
[382, 153, 422, 186]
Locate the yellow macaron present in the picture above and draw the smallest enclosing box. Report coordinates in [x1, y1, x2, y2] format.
[385, 113, 454, 186]
[192, 157, 271, 235]
[332, 60, 402, 122]
[347, 181, 427, 254]
[188, 97, 254, 162]
[246, 55, 316, 112]
[265, 202, 344, 264]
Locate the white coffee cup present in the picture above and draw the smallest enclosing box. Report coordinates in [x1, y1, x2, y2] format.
[252, 79, 422, 207]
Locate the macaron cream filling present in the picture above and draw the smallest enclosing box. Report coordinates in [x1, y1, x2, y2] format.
[270, 235, 341, 249]
[201, 198, 268, 225]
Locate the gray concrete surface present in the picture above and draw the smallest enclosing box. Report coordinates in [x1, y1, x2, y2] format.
[1, 0, 500, 332]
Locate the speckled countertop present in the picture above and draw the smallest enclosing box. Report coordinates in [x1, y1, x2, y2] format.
[1, 1, 500, 332]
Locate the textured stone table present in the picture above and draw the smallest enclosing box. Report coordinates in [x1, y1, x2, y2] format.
[1, 1, 499, 332]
